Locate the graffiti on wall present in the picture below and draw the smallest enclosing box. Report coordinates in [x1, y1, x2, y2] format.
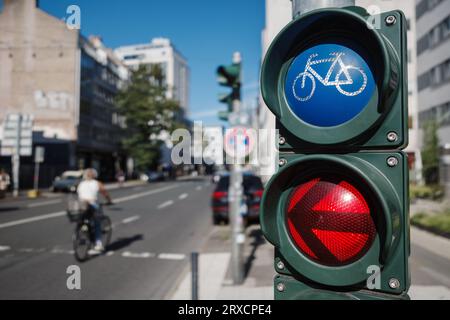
[34, 90, 73, 111]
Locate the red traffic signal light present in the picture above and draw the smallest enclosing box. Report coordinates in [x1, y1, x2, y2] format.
[287, 176, 377, 266]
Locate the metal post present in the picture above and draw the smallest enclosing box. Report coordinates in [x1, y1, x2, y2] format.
[229, 52, 245, 285]
[33, 161, 40, 191]
[12, 114, 21, 198]
[191, 252, 199, 300]
[291, 0, 355, 18]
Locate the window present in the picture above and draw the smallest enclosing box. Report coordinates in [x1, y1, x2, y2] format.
[419, 108, 438, 128]
[417, 35, 429, 55]
[430, 66, 441, 86]
[428, 0, 443, 10]
[429, 26, 440, 47]
[443, 16, 450, 39]
[416, 0, 428, 19]
[441, 103, 450, 126]
[443, 60, 450, 81]
[123, 54, 145, 60]
[418, 72, 430, 91]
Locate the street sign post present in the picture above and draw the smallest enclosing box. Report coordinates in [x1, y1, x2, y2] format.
[1, 114, 34, 197]
[33, 146, 45, 192]
[260, 5, 409, 300]
[217, 53, 245, 284]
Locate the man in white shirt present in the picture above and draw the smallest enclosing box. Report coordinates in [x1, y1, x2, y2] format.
[77, 168, 112, 252]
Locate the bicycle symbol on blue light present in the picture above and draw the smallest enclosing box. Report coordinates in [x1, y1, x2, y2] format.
[292, 52, 368, 102]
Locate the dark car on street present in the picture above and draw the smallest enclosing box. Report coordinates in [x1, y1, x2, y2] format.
[51, 170, 83, 193]
[211, 172, 264, 226]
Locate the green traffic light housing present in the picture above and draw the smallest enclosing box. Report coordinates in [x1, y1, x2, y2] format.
[218, 110, 229, 121]
[217, 61, 241, 119]
[217, 63, 241, 88]
[259, 6, 410, 300]
[261, 7, 408, 148]
[260, 152, 410, 297]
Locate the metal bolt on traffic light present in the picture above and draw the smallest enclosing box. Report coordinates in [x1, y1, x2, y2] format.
[260, 5, 410, 300]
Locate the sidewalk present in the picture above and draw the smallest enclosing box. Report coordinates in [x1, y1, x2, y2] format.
[410, 198, 447, 217]
[169, 221, 450, 300]
[169, 225, 274, 300]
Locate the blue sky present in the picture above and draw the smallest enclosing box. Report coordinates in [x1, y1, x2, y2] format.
[37, 0, 265, 126]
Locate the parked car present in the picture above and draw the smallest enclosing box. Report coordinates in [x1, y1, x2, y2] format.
[140, 171, 165, 183]
[51, 170, 83, 193]
[211, 170, 228, 184]
[211, 172, 264, 226]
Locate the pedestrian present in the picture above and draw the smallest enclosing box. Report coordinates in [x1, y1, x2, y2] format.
[116, 169, 125, 188]
[0, 168, 11, 199]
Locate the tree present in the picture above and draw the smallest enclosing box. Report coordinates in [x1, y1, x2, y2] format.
[116, 64, 183, 171]
[421, 120, 440, 185]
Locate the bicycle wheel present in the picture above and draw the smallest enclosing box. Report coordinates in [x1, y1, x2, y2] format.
[100, 216, 112, 248]
[335, 66, 368, 97]
[293, 72, 315, 102]
[73, 223, 91, 262]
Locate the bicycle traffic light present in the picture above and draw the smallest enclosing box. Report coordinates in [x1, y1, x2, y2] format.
[259, 7, 410, 300]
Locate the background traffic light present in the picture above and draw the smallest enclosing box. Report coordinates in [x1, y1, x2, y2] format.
[217, 57, 241, 121]
[260, 7, 410, 300]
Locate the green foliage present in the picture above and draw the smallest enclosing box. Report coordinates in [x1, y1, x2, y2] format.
[411, 209, 450, 236]
[116, 64, 183, 171]
[410, 184, 444, 201]
[421, 120, 440, 185]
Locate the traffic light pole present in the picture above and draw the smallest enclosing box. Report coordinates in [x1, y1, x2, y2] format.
[229, 52, 244, 285]
[12, 114, 22, 198]
[291, 0, 354, 18]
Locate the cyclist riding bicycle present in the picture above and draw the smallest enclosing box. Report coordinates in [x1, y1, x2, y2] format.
[77, 168, 113, 253]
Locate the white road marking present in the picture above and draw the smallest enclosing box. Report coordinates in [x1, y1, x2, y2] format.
[157, 200, 174, 209]
[0, 245, 11, 252]
[196, 186, 202, 191]
[122, 251, 155, 259]
[51, 248, 74, 255]
[121, 215, 140, 224]
[106, 251, 115, 256]
[27, 199, 62, 208]
[0, 183, 182, 229]
[179, 193, 188, 200]
[114, 184, 180, 204]
[18, 248, 35, 253]
[158, 253, 186, 260]
[0, 211, 66, 230]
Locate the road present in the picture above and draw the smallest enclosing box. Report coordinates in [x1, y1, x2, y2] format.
[0, 176, 449, 299]
[0, 177, 214, 299]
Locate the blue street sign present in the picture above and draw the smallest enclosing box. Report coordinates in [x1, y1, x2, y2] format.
[284, 44, 376, 127]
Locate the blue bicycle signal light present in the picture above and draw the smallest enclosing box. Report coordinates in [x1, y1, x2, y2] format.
[285, 44, 376, 127]
[260, 7, 407, 147]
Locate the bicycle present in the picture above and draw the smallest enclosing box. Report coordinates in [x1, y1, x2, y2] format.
[67, 194, 112, 262]
[292, 52, 368, 102]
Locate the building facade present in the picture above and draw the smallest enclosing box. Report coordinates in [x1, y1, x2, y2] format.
[115, 38, 190, 112]
[0, 0, 129, 188]
[356, 0, 422, 183]
[257, 0, 292, 181]
[415, 0, 450, 187]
